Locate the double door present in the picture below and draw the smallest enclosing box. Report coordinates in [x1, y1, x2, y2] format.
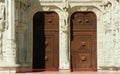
[33, 11, 97, 71]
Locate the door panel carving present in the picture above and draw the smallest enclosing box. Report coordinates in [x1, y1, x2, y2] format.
[71, 12, 96, 31]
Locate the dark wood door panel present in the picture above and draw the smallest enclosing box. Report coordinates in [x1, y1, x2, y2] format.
[71, 32, 96, 51]
[71, 12, 96, 31]
[71, 32, 96, 68]
[72, 53, 92, 68]
[44, 12, 59, 30]
[45, 32, 59, 68]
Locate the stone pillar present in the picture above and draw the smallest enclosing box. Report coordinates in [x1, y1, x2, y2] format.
[0, 0, 5, 60]
[0, 0, 16, 73]
[2, 0, 16, 67]
[59, 2, 70, 72]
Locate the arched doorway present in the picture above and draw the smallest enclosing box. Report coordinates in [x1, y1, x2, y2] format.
[70, 12, 97, 71]
[33, 12, 59, 71]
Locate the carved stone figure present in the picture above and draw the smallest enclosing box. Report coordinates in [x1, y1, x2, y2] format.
[62, 1, 69, 28]
[63, 7, 69, 27]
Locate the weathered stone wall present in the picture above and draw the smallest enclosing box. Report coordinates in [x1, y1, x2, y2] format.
[101, 0, 120, 67]
[0, 0, 120, 72]
[15, 0, 120, 72]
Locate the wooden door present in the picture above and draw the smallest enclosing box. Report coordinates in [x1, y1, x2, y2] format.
[71, 12, 97, 71]
[33, 12, 59, 71]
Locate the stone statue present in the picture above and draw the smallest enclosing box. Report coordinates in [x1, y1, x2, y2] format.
[62, 1, 69, 28]
[0, 1, 5, 59]
[63, 7, 69, 27]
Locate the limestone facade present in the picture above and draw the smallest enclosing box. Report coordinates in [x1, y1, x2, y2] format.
[0, 0, 120, 73]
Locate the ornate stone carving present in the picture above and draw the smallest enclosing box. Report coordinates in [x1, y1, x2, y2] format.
[61, 1, 69, 31]
[79, 6, 88, 11]
[20, 0, 32, 24]
[103, 1, 112, 10]
[60, 1, 70, 69]
[0, 1, 6, 60]
[20, 0, 32, 9]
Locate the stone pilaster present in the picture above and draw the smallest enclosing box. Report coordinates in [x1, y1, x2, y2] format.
[59, 1, 70, 71]
[1, 0, 17, 67]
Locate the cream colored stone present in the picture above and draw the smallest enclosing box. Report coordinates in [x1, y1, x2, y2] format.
[0, 0, 120, 73]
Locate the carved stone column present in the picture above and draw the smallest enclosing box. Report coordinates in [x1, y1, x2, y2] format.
[59, 2, 70, 72]
[0, 0, 5, 60]
[2, 0, 17, 67]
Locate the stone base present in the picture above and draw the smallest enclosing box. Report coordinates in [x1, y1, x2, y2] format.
[0, 68, 16, 74]
[98, 67, 120, 72]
